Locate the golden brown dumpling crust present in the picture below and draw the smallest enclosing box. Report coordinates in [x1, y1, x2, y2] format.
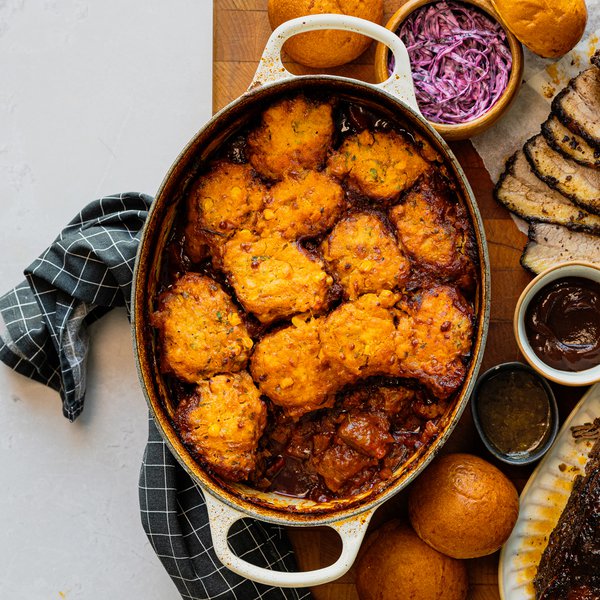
[320, 291, 400, 378]
[247, 96, 334, 180]
[413, 131, 444, 163]
[321, 212, 410, 299]
[250, 317, 347, 418]
[327, 130, 430, 202]
[151, 273, 253, 382]
[396, 286, 474, 398]
[257, 170, 346, 240]
[174, 372, 267, 481]
[389, 175, 475, 286]
[222, 232, 333, 324]
[184, 162, 266, 260]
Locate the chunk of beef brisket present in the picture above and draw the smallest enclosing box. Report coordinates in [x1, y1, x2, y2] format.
[534, 438, 600, 599]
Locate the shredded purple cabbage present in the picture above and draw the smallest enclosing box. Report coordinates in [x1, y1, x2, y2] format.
[389, 0, 512, 125]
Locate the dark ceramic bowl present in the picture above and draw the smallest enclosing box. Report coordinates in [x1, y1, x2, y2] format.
[471, 362, 559, 466]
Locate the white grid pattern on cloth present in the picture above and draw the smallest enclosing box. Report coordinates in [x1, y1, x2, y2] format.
[140, 419, 313, 600]
[0, 192, 151, 420]
[0, 193, 313, 599]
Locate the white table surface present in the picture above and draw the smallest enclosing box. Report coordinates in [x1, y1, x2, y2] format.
[0, 2, 213, 598]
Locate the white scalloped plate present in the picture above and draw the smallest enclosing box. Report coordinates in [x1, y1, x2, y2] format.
[499, 383, 600, 600]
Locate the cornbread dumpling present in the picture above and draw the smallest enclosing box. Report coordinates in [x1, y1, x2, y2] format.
[250, 316, 346, 418]
[396, 286, 474, 398]
[247, 96, 334, 180]
[222, 232, 333, 323]
[151, 273, 253, 382]
[184, 162, 266, 260]
[328, 130, 430, 202]
[320, 291, 400, 378]
[413, 131, 444, 163]
[156, 91, 481, 498]
[257, 170, 346, 240]
[321, 212, 410, 299]
[390, 174, 475, 286]
[174, 372, 267, 481]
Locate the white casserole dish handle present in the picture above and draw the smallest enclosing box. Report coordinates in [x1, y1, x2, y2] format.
[250, 14, 421, 115]
[203, 12, 413, 588]
[204, 491, 375, 587]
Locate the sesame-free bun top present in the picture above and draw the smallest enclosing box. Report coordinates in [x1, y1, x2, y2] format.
[356, 520, 468, 600]
[267, 0, 384, 68]
[491, 0, 587, 58]
[408, 453, 519, 559]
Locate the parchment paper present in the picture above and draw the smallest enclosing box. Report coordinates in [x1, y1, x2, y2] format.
[472, 2, 600, 187]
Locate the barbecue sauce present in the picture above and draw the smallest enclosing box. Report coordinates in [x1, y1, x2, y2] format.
[525, 277, 600, 372]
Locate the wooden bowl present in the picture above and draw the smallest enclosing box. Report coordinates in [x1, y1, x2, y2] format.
[374, 0, 524, 141]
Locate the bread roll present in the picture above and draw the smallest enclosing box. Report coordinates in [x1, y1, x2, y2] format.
[408, 453, 519, 559]
[356, 519, 468, 600]
[491, 0, 587, 58]
[267, 0, 384, 68]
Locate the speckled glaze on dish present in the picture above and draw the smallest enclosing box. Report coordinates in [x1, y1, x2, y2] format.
[131, 14, 491, 588]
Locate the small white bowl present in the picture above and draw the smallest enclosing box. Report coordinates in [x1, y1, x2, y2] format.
[514, 261, 600, 386]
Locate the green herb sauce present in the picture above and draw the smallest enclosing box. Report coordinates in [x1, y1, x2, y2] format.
[477, 370, 551, 459]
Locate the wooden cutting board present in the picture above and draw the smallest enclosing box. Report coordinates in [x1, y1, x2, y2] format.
[212, 2, 585, 598]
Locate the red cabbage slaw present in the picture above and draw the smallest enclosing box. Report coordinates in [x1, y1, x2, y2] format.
[389, 0, 512, 125]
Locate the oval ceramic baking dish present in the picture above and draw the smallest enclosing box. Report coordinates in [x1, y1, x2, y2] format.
[132, 14, 491, 589]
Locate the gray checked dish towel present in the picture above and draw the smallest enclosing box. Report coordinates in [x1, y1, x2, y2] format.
[0, 194, 312, 600]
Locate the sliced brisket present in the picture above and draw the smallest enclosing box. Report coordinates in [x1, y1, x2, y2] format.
[524, 134, 600, 216]
[534, 438, 600, 599]
[553, 67, 600, 149]
[521, 222, 600, 274]
[495, 150, 600, 234]
[542, 114, 600, 168]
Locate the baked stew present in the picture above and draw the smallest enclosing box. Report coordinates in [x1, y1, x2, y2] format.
[151, 93, 479, 502]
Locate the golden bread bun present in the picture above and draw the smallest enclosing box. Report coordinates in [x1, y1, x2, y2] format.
[408, 453, 519, 559]
[267, 0, 384, 68]
[491, 0, 587, 58]
[356, 520, 468, 600]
